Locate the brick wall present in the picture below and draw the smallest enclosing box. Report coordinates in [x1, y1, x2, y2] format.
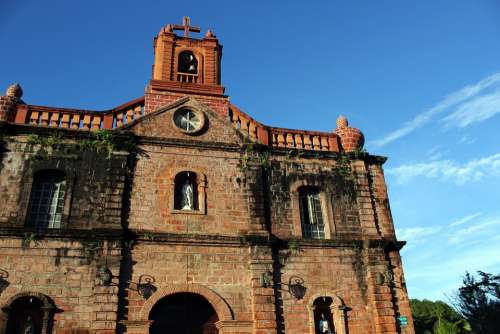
[144, 89, 229, 117]
[0, 125, 414, 334]
[0, 237, 121, 333]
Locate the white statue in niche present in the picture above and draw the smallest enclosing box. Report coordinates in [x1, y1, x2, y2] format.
[21, 315, 36, 334]
[319, 313, 332, 334]
[180, 178, 194, 210]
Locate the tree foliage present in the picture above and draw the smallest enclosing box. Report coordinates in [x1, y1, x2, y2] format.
[410, 299, 469, 334]
[455, 271, 500, 334]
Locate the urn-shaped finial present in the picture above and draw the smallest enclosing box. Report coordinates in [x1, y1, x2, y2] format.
[334, 115, 365, 152]
[205, 29, 216, 38]
[163, 24, 173, 33]
[336, 115, 348, 129]
[6, 83, 23, 99]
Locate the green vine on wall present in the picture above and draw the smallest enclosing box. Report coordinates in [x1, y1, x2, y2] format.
[238, 143, 271, 172]
[26, 130, 135, 160]
[21, 232, 39, 249]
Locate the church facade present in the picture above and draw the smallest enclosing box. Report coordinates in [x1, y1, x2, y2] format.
[0, 18, 415, 334]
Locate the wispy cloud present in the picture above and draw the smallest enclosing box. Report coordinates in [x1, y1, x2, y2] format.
[449, 212, 482, 227]
[458, 135, 476, 145]
[448, 217, 500, 245]
[386, 152, 500, 185]
[399, 214, 500, 300]
[371, 72, 500, 147]
[426, 146, 450, 161]
[397, 212, 482, 242]
[397, 226, 441, 241]
[442, 89, 500, 128]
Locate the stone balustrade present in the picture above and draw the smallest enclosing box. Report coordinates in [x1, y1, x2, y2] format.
[268, 127, 339, 152]
[228, 105, 340, 152]
[10, 96, 342, 152]
[15, 97, 145, 131]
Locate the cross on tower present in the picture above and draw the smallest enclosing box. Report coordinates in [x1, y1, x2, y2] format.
[172, 16, 201, 38]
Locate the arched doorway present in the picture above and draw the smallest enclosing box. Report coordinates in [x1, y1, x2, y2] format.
[149, 293, 219, 334]
[5, 296, 44, 334]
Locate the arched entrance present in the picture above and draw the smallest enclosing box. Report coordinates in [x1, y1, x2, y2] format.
[149, 293, 219, 334]
[5, 296, 44, 334]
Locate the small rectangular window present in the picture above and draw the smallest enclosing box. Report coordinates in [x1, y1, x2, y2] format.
[299, 188, 325, 239]
[26, 171, 66, 228]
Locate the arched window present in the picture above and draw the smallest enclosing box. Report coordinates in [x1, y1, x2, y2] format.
[308, 295, 348, 334]
[26, 170, 66, 228]
[178, 51, 198, 74]
[5, 296, 44, 334]
[4, 293, 57, 334]
[313, 297, 335, 334]
[299, 187, 325, 239]
[174, 171, 199, 211]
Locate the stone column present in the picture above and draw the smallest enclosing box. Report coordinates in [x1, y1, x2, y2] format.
[363, 244, 398, 334]
[249, 245, 277, 334]
[388, 250, 415, 334]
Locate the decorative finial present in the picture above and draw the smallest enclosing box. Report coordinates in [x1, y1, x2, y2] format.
[164, 24, 173, 33]
[336, 115, 348, 129]
[6, 83, 22, 99]
[205, 29, 216, 38]
[334, 115, 365, 152]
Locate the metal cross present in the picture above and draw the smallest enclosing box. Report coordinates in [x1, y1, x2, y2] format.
[172, 16, 201, 38]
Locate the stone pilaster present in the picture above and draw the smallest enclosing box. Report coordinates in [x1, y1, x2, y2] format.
[249, 245, 277, 334]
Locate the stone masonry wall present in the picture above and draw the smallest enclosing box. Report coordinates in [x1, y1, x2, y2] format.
[125, 242, 253, 323]
[0, 237, 121, 334]
[0, 135, 127, 229]
[279, 246, 375, 334]
[126, 144, 254, 235]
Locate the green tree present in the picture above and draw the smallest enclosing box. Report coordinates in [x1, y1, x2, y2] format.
[455, 271, 500, 334]
[410, 299, 469, 334]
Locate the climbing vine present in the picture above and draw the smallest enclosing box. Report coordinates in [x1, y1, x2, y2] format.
[21, 232, 39, 249]
[238, 143, 271, 172]
[26, 130, 135, 160]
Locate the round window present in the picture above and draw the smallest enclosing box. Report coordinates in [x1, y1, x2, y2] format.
[172, 108, 205, 134]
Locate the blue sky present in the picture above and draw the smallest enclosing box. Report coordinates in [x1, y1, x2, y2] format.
[1, 0, 500, 301]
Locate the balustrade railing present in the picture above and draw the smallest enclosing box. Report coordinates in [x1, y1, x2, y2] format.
[269, 127, 336, 151]
[27, 108, 104, 130]
[177, 73, 198, 84]
[228, 106, 339, 152]
[21, 97, 145, 131]
[112, 99, 145, 128]
[16, 97, 339, 152]
[228, 106, 264, 142]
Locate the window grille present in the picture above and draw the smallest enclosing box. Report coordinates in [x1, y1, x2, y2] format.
[26, 171, 66, 228]
[299, 188, 325, 239]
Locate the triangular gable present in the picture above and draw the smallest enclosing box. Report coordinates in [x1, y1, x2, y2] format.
[120, 96, 245, 145]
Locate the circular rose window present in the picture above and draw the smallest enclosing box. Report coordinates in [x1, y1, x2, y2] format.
[172, 108, 205, 134]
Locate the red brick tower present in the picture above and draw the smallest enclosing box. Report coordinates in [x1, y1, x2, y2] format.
[145, 17, 228, 117]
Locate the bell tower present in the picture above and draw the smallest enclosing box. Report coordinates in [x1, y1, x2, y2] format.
[149, 17, 224, 99]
